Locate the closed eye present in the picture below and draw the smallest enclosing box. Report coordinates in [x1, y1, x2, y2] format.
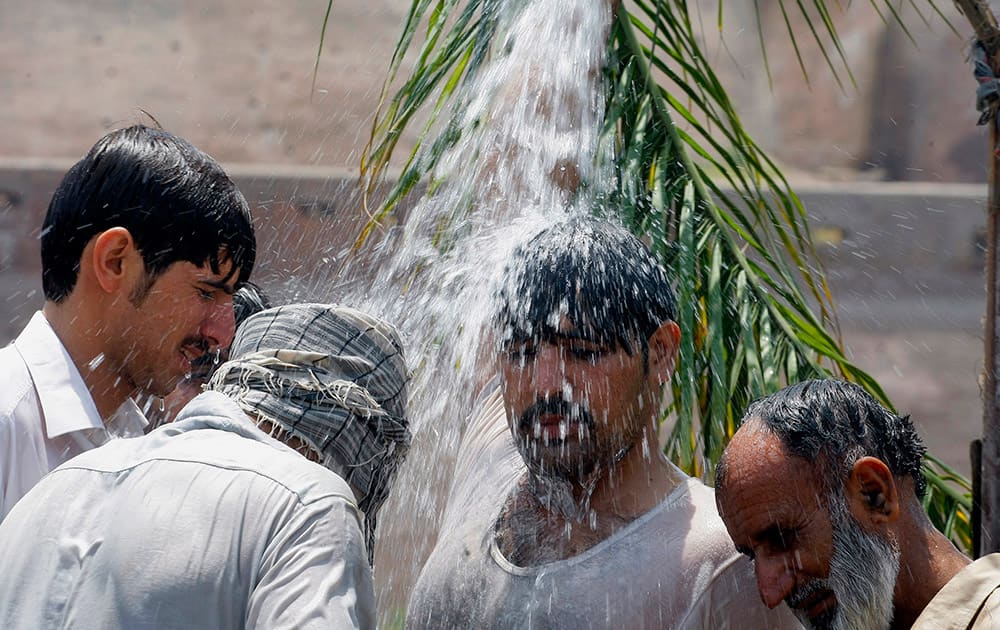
[569, 348, 601, 362]
[505, 344, 535, 367]
[760, 525, 798, 552]
[567, 342, 609, 363]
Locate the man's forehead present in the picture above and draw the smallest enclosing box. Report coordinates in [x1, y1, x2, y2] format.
[720, 424, 823, 519]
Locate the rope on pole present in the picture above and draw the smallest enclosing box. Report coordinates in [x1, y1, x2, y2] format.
[973, 42, 1000, 127]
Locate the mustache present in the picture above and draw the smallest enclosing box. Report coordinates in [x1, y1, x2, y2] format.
[785, 580, 828, 610]
[182, 337, 214, 379]
[518, 397, 594, 434]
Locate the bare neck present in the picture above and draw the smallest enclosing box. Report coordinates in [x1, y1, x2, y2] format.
[500, 426, 685, 565]
[42, 301, 135, 420]
[587, 428, 686, 520]
[889, 504, 972, 629]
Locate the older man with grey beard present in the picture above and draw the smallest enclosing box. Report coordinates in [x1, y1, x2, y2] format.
[715, 379, 1000, 630]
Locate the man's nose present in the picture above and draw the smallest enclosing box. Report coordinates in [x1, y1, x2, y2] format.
[200, 299, 236, 350]
[754, 554, 796, 609]
[533, 346, 566, 397]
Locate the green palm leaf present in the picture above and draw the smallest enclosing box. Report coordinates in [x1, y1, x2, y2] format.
[340, 0, 972, 552]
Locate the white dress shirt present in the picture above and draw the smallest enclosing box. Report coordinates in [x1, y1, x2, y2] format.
[0, 390, 375, 630]
[0, 311, 147, 519]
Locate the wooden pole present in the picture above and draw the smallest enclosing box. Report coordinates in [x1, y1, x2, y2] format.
[954, 0, 1000, 554]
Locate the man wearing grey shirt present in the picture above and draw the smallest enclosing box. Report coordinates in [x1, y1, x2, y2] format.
[0, 303, 410, 630]
[407, 217, 800, 629]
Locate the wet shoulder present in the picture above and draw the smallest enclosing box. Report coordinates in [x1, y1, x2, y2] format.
[56, 418, 357, 508]
[647, 476, 742, 566]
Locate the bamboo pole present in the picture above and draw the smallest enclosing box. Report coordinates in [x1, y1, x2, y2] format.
[954, 0, 1000, 554]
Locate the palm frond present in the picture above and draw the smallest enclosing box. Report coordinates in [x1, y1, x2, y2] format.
[346, 0, 972, 552]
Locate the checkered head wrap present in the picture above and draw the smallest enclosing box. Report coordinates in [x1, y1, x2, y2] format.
[207, 303, 410, 563]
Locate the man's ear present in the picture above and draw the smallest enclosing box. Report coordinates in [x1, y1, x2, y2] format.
[845, 456, 900, 528]
[647, 320, 680, 386]
[90, 227, 138, 294]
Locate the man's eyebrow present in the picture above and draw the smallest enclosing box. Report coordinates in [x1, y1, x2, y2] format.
[506, 330, 606, 345]
[756, 524, 793, 547]
[552, 329, 607, 345]
[197, 277, 237, 296]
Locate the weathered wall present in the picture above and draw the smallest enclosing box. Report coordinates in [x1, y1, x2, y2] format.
[0, 0, 414, 165]
[0, 1, 989, 182]
[709, 2, 982, 182]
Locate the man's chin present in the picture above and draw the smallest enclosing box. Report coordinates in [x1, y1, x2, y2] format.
[516, 441, 599, 480]
[154, 372, 199, 399]
[791, 606, 838, 630]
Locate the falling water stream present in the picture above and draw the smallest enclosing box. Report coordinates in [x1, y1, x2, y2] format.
[336, 0, 616, 620]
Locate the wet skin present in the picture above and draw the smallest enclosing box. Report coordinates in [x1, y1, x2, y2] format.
[716, 427, 841, 626]
[113, 259, 239, 397]
[498, 316, 658, 478]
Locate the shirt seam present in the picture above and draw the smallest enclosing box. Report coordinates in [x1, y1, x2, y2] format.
[674, 551, 745, 628]
[49, 456, 357, 509]
[489, 477, 697, 575]
[0, 377, 33, 418]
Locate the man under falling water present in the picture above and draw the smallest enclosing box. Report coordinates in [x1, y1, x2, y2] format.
[406, 216, 801, 628]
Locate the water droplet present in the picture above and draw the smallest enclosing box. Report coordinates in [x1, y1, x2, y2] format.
[213, 348, 221, 365]
[159, 398, 165, 412]
[87, 353, 106, 371]
[185, 371, 192, 380]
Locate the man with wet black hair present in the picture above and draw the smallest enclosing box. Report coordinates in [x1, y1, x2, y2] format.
[407, 216, 798, 628]
[0, 124, 256, 518]
[715, 379, 998, 630]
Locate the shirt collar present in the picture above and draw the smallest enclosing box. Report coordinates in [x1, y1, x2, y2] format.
[174, 391, 276, 443]
[913, 553, 1000, 626]
[13, 311, 147, 438]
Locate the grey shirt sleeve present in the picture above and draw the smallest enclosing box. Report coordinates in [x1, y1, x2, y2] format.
[247, 494, 376, 630]
[680, 554, 804, 630]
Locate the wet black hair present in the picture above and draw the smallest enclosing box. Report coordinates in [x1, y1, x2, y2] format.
[494, 215, 677, 356]
[721, 379, 927, 498]
[233, 281, 272, 328]
[41, 125, 256, 302]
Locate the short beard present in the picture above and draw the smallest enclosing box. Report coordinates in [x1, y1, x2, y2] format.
[513, 397, 599, 479]
[128, 269, 158, 307]
[512, 397, 634, 523]
[788, 495, 900, 630]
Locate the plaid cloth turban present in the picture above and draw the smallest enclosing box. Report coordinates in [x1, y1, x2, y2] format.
[207, 303, 410, 563]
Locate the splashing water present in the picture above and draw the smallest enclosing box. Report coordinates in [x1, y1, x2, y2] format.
[338, 0, 614, 618]
[87, 353, 106, 371]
